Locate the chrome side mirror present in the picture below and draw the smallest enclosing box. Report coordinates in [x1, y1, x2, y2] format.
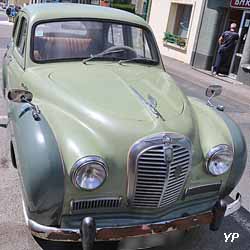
[7, 89, 41, 121]
[205, 85, 224, 112]
[7, 89, 33, 103]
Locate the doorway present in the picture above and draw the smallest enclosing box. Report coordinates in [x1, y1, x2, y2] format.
[229, 10, 250, 78]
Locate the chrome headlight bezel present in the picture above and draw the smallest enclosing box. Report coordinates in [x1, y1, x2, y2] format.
[71, 156, 108, 191]
[205, 144, 234, 176]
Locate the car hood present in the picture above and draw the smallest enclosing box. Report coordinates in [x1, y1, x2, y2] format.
[46, 63, 185, 121]
[28, 62, 200, 178]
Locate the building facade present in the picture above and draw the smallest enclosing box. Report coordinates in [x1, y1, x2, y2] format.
[193, 0, 250, 84]
[149, 0, 204, 64]
[29, 0, 106, 4]
[149, 0, 250, 84]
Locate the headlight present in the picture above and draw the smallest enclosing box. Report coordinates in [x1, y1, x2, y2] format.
[206, 145, 234, 176]
[71, 156, 108, 190]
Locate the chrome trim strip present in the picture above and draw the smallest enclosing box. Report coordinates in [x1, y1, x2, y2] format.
[185, 183, 221, 197]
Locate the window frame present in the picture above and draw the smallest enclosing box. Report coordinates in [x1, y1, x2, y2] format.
[30, 18, 162, 66]
[165, 2, 194, 50]
[12, 15, 20, 40]
[16, 16, 28, 57]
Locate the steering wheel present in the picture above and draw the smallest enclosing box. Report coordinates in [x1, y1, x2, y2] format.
[103, 45, 137, 58]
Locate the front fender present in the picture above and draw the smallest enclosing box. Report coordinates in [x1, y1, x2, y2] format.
[10, 103, 64, 226]
[216, 111, 247, 196]
[188, 97, 247, 197]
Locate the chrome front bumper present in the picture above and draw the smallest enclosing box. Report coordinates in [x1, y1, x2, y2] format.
[224, 193, 241, 216]
[28, 193, 241, 242]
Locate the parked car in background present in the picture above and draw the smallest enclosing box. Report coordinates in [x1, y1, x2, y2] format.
[2, 3, 247, 250]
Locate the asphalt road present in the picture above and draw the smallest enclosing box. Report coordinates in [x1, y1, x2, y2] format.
[0, 13, 250, 250]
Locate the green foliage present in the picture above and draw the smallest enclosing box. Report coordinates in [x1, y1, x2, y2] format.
[163, 32, 186, 48]
[112, 0, 132, 3]
[111, 3, 135, 13]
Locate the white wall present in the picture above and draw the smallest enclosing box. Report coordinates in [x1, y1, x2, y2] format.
[149, 0, 204, 64]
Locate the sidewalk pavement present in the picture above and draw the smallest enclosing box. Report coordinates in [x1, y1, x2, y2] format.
[162, 56, 250, 107]
[0, 20, 13, 26]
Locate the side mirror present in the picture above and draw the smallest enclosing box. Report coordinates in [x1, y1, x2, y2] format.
[206, 85, 224, 112]
[7, 89, 33, 103]
[7, 89, 41, 121]
[205, 85, 222, 98]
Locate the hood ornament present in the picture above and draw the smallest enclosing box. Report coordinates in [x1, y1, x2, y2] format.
[163, 134, 172, 145]
[147, 94, 157, 109]
[130, 86, 165, 121]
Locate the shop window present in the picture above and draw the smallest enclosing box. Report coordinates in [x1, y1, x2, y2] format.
[164, 3, 193, 49]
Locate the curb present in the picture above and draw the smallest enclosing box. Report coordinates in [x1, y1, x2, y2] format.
[192, 67, 243, 86]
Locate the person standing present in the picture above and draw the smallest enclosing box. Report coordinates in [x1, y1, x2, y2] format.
[212, 23, 239, 76]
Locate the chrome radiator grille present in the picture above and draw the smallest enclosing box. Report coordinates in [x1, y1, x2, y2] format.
[133, 145, 167, 208]
[160, 145, 191, 207]
[128, 133, 192, 208]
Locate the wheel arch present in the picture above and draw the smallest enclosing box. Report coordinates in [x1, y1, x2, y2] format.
[10, 103, 65, 226]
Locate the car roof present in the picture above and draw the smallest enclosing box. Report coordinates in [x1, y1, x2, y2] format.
[22, 3, 149, 28]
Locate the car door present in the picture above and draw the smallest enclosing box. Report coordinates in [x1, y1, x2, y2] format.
[6, 14, 28, 93]
[2, 14, 20, 96]
[6, 14, 29, 143]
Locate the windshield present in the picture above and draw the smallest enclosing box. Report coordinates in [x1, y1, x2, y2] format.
[32, 20, 160, 64]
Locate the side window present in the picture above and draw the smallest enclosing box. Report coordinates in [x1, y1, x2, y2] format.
[108, 24, 124, 46]
[16, 17, 28, 56]
[12, 16, 19, 39]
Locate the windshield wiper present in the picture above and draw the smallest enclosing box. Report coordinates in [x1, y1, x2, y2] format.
[82, 49, 126, 64]
[118, 57, 157, 65]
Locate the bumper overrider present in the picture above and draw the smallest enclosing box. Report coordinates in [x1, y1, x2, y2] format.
[27, 194, 241, 250]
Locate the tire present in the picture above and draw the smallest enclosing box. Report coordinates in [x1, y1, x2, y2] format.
[10, 141, 17, 169]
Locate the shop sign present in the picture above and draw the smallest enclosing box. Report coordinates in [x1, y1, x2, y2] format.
[231, 0, 250, 9]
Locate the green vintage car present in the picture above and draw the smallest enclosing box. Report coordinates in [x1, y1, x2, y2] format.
[2, 3, 247, 250]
